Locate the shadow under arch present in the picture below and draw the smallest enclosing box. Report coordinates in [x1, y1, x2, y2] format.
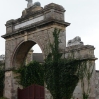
[12, 40, 44, 68]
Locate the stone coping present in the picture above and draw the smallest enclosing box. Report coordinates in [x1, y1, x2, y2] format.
[65, 45, 95, 52]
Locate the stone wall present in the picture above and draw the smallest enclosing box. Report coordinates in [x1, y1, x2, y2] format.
[95, 70, 99, 99]
[65, 45, 96, 99]
[44, 44, 96, 99]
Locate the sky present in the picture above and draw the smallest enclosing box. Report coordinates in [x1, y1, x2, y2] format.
[0, 0, 99, 69]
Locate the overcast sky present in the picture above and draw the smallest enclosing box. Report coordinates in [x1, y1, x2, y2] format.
[0, 0, 99, 69]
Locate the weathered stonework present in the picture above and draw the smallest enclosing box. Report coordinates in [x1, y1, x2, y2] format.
[2, 3, 70, 99]
[1, 2, 97, 99]
[95, 71, 99, 99]
[26, 49, 33, 64]
[65, 45, 96, 99]
[67, 36, 83, 47]
[45, 45, 96, 99]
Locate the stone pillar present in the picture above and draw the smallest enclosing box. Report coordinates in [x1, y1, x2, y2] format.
[95, 70, 99, 99]
[4, 71, 19, 99]
[65, 45, 96, 99]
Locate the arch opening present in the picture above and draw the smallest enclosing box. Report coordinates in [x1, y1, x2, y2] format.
[13, 40, 43, 68]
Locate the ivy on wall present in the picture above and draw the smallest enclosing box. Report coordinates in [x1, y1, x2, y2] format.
[44, 28, 93, 99]
[44, 28, 80, 99]
[14, 61, 44, 88]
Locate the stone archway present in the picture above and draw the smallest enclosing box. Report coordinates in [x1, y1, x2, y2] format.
[2, 2, 70, 99]
[11, 40, 44, 99]
[12, 40, 43, 68]
[1, 2, 97, 99]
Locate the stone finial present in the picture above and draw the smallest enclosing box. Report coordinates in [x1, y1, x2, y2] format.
[67, 36, 84, 47]
[26, 0, 33, 8]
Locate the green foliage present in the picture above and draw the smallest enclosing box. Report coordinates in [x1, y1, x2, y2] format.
[14, 61, 44, 88]
[44, 28, 81, 99]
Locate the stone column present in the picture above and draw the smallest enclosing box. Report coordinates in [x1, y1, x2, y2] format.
[65, 45, 96, 99]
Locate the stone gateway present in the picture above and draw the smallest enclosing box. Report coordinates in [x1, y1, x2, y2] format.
[2, 2, 69, 99]
[1, 2, 97, 99]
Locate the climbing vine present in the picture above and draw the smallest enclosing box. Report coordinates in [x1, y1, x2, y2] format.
[44, 28, 94, 99]
[14, 61, 44, 88]
[44, 28, 79, 99]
